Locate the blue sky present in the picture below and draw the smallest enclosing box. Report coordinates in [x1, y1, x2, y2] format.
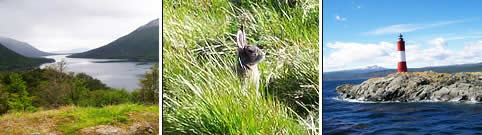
[323, 0, 482, 72]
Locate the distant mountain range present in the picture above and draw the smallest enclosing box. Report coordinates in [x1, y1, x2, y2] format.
[323, 63, 482, 80]
[337, 65, 387, 73]
[68, 19, 159, 61]
[52, 48, 91, 54]
[0, 36, 54, 57]
[0, 43, 54, 71]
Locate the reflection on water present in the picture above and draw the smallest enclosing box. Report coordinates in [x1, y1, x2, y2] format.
[40, 55, 155, 91]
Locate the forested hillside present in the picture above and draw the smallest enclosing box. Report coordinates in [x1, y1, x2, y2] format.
[0, 43, 54, 71]
[69, 19, 159, 61]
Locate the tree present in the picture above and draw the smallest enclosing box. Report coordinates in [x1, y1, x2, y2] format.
[6, 73, 34, 112]
[75, 73, 109, 91]
[69, 78, 89, 105]
[85, 89, 132, 107]
[0, 82, 9, 114]
[137, 64, 159, 104]
[40, 60, 72, 107]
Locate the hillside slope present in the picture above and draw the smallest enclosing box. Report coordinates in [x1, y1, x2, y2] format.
[0, 43, 54, 71]
[68, 19, 159, 61]
[0, 104, 159, 135]
[0, 36, 53, 57]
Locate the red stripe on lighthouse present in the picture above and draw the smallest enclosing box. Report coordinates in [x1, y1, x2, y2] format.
[397, 40, 405, 51]
[398, 62, 407, 72]
[397, 34, 407, 72]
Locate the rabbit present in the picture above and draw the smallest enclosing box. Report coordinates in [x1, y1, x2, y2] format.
[235, 26, 265, 93]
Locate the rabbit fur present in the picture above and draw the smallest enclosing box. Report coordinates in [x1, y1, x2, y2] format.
[235, 26, 265, 92]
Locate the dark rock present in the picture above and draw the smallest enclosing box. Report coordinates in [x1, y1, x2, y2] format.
[335, 71, 482, 102]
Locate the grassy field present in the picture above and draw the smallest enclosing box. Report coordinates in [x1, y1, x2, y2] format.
[0, 104, 159, 134]
[163, 0, 319, 134]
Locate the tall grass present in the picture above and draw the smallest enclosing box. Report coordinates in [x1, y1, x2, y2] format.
[163, 0, 318, 134]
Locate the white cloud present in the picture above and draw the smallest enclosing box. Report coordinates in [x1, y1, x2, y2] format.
[366, 24, 418, 35]
[0, 0, 159, 52]
[324, 41, 395, 71]
[446, 35, 482, 40]
[324, 38, 482, 71]
[335, 15, 347, 21]
[460, 41, 482, 59]
[427, 37, 447, 47]
[365, 20, 466, 35]
[357, 5, 361, 9]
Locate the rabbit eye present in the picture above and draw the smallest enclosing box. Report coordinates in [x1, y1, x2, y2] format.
[244, 46, 254, 53]
[246, 48, 256, 54]
[257, 45, 264, 49]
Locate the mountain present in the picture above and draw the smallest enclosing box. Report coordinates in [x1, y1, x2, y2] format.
[323, 65, 390, 80]
[323, 63, 482, 80]
[52, 48, 91, 54]
[0, 43, 54, 71]
[340, 65, 388, 73]
[68, 19, 159, 61]
[0, 36, 54, 57]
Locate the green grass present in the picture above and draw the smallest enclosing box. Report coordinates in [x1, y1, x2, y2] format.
[163, 0, 319, 134]
[57, 104, 158, 134]
[0, 104, 159, 135]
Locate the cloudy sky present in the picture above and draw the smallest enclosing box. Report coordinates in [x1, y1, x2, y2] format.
[0, 0, 159, 52]
[323, 0, 482, 72]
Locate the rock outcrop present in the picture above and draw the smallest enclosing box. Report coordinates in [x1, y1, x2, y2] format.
[81, 125, 123, 135]
[335, 71, 482, 102]
[80, 122, 155, 135]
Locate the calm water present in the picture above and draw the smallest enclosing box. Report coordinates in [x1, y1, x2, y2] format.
[323, 80, 482, 135]
[40, 55, 155, 91]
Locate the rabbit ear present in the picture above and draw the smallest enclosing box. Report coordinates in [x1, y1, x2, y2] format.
[236, 27, 246, 48]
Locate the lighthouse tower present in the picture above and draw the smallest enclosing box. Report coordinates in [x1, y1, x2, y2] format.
[397, 33, 408, 72]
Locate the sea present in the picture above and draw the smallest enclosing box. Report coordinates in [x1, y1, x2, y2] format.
[323, 79, 482, 135]
[40, 55, 155, 91]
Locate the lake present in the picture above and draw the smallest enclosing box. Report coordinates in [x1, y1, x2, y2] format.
[323, 80, 482, 135]
[40, 55, 155, 91]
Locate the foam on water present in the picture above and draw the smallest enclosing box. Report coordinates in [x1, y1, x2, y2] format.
[334, 96, 481, 104]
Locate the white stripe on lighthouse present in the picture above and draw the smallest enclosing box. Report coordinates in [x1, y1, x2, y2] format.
[399, 51, 406, 62]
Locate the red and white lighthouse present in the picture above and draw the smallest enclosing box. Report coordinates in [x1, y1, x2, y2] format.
[397, 33, 408, 72]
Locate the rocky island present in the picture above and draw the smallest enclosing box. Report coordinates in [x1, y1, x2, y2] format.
[335, 71, 482, 102]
